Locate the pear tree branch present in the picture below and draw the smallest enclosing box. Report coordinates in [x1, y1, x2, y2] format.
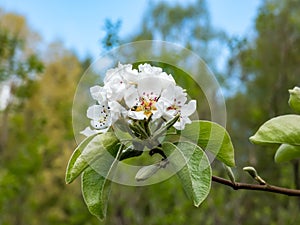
[212, 175, 300, 196]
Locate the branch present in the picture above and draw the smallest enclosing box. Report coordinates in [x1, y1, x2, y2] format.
[212, 175, 300, 196]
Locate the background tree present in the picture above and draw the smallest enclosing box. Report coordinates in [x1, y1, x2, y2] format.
[0, 11, 99, 225]
[130, 0, 226, 71]
[224, 0, 300, 223]
[227, 0, 300, 181]
[0, 10, 43, 154]
[101, 19, 121, 51]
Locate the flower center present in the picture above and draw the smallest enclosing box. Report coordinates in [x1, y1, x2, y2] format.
[167, 98, 182, 111]
[95, 107, 110, 128]
[133, 97, 158, 117]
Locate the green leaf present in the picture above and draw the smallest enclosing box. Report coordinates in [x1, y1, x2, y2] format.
[81, 144, 122, 220]
[65, 133, 99, 184]
[274, 144, 300, 163]
[288, 86, 300, 113]
[165, 120, 235, 167]
[250, 115, 300, 146]
[65, 132, 119, 184]
[162, 141, 212, 207]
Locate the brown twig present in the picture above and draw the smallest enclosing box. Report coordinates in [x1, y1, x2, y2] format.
[212, 175, 300, 196]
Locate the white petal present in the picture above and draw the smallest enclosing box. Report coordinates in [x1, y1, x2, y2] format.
[176, 96, 187, 107]
[165, 110, 177, 120]
[105, 63, 138, 85]
[105, 76, 127, 101]
[104, 65, 122, 84]
[128, 111, 146, 120]
[80, 126, 98, 137]
[91, 120, 110, 129]
[124, 86, 139, 108]
[182, 116, 192, 125]
[138, 76, 162, 98]
[160, 85, 176, 104]
[108, 101, 124, 112]
[87, 105, 103, 120]
[173, 116, 192, 130]
[174, 86, 187, 101]
[155, 101, 165, 112]
[173, 122, 182, 130]
[108, 101, 127, 122]
[181, 100, 197, 117]
[151, 109, 163, 120]
[138, 63, 162, 75]
[137, 64, 176, 97]
[152, 101, 165, 119]
[123, 66, 138, 83]
[160, 72, 176, 87]
[90, 86, 106, 102]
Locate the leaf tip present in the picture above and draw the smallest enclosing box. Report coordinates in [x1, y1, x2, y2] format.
[88, 205, 106, 221]
[193, 202, 201, 207]
[221, 158, 236, 168]
[95, 214, 106, 221]
[249, 135, 260, 145]
[65, 173, 74, 184]
[227, 161, 236, 168]
[249, 135, 255, 143]
[65, 180, 71, 184]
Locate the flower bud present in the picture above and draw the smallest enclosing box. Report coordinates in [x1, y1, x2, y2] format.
[135, 164, 161, 182]
[288, 86, 300, 113]
[135, 160, 168, 181]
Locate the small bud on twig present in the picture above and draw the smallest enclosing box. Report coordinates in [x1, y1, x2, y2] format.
[243, 166, 266, 185]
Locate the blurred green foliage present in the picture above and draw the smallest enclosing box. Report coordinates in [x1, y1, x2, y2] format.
[1, 0, 300, 224]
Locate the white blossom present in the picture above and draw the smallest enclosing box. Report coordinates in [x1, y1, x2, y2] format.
[80, 62, 197, 137]
[125, 76, 168, 120]
[159, 84, 196, 130]
[81, 103, 111, 135]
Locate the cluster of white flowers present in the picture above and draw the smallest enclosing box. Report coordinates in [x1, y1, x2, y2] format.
[81, 63, 197, 137]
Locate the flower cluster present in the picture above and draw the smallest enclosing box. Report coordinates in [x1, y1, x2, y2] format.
[81, 63, 196, 137]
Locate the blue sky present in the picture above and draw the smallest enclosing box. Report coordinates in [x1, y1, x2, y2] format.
[0, 0, 261, 59]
